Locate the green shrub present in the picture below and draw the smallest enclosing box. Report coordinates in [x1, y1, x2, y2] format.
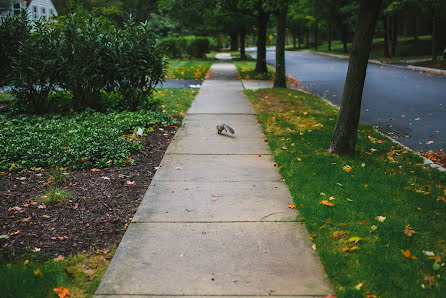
[114, 17, 166, 111]
[0, 110, 178, 171]
[0, 10, 31, 87]
[57, 11, 116, 110]
[8, 20, 62, 114]
[159, 36, 188, 58]
[187, 37, 210, 58]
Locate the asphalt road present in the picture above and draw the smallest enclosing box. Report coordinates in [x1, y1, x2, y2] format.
[247, 48, 446, 152]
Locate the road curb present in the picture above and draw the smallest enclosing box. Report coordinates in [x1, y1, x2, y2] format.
[307, 51, 446, 76]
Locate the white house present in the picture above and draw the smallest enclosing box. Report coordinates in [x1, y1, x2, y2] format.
[0, 0, 58, 23]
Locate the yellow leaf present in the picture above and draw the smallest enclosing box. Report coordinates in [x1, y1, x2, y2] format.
[320, 200, 335, 206]
[287, 205, 296, 209]
[343, 165, 352, 173]
[402, 249, 411, 258]
[53, 287, 72, 298]
[343, 245, 359, 252]
[34, 267, 42, 277]
[349, 237, 361, 244]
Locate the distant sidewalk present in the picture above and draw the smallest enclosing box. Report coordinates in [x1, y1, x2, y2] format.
[95, 58, 333, 296]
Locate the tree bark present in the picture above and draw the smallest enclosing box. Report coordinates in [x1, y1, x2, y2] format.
[255, 7, 269, 73]
[293, 32, 296, 49]
[230, 32, 238, 51]
[314, 19, 319, 50]
[328, 24, 332, 51]
[432, 12, 439, 63]
[342, 25, 348, 53]
[240, 29, 247, 60]
[384, 15, 390, 58]
[305, 28, 309, 48]
[298, 29, 302, 48]
[328, 0, 382, 155]
[391, 15, 397, 57]
[273, 4, 288, 88]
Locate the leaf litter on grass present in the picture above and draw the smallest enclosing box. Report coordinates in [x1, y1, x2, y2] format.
[244, 87, 446, 297]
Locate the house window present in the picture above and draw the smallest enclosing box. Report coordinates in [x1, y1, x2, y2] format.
[41, 7, 46, 19]
[33, 6, 38, 19]
[50, 9, 54, 16]
[13, 3, 21, 14]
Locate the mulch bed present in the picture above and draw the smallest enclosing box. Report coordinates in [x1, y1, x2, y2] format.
[0, 126, 176, 261]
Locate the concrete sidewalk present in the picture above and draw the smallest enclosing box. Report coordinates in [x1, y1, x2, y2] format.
[95, 61, 333, 297]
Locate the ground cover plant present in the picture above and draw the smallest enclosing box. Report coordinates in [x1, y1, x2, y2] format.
[165, 59, 213, 80]
[0, 88, 197, 297]
[233, 61, 275, 80]
[245, 88, 446, 297]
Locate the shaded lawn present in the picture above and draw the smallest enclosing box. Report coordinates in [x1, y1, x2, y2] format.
[245, 88, 446, 297]
[233, 60, 275, 80]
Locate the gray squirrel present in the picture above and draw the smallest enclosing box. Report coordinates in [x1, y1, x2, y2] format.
[216, 123, 235, 135]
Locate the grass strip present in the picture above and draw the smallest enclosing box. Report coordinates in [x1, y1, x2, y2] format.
[165, 59, 213, 80]
[233, 60, 275, 80]
[0, 92, 15, 102]
[156, 88, 197, 117]
[245, 88, 446, 297]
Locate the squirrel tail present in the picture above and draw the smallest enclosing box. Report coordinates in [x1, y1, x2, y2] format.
[224, 124, 235, 134]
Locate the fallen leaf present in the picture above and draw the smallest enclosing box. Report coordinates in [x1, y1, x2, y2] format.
[73, 203, 79, 209]
[401, 115, 407, 118]
[287, 205, 296, 209]
[33, 247, 41, 252]
[51, 236, 68, 241]
[176, 166, 183, 170]
[101, 248, 109, 254]
[426, 140, 434, 145]
[21, 217, 31, 222]
[355, 282, 363, 290]
[312, 244, 317, 251]
[273, 163, 277, 166]
[343, 165, 352, 173]
[402, 249, 416, 259]
[415, 117, 421, 121]
[211, 194, 222, 197]
[424, 275, 435, 287]
[320, 200, 335, 206]
[8, 206, 22, 212]
[349, 237, 361, 244]
[357, 220, 367, 226]
[37, 204, 46, 209]
[54, 255, 65, 262]
[53, 287, 72, 298]
[370, 225, 378, 231]
[437, 196, 446, 202]
[274, 185, 278, 189]
[377, 216, 386, 222]
[101, 176, 111, 180]
[257, 153, 262, 157]
[343, 245, 359, 252]
[10, 230, 21, 236]
[34, 267, 42, 277]
[125, 180, 135, 185]
[434, 130, 440, 133]
[91, 168, 100, 172]
[404, 224, 416, 236]
[329, 196, 335, 201]
[422, 250, 435, 257]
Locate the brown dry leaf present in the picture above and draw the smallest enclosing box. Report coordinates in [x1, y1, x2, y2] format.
[21, 217, 31, 223]
[91, 168, 101, 172]
[10, 230, 21, 236]
[37, 204, 46, 209]
[125, 180, 136, 185]
[287, 205, 296, 209]
[357, 220, 366, 226]
[404, 224, 416, 236]
[8, 206, 22, 212]
[54, 255, 65, 262]
[51, 236, 68, 241]
[101, 176, 111, 180]
[211, 194, 222, 198]
[424, 275, 435, 287]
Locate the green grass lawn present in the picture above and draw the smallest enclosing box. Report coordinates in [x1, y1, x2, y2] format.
[296, 36, 435, 63]
[0, 92, 15, 102]
[0, 88, 198, 297]
[245, 88, 446, 297]
[233, 60, 275, 80]
[165, 59, 213, 80]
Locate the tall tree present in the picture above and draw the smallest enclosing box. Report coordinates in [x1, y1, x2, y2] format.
[255, 0, 269, 72]
[266, 0, 288, 88]
[328, 0, 382, 155]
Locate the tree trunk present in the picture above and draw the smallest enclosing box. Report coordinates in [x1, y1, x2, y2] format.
[255, 7, 269, 73]
[314, 19, 319, 50]
[342, 25, 348, 53]
[328, 0, 382, 155]
[230, 32, 238, 51]
[328, 24, 332, 51]
[305, 28, 309, 48]
[384, 15, 390, 58]
[273, 4, 288, 88]
[298, 29, 302, 48]
[391, 15, 397, 57]
[293, 32, 296, 49]
[240, 29, 247, 60]
[432, 12, 439, 63]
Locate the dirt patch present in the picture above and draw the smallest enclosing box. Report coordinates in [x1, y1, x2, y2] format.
[0, 126, 176, 260]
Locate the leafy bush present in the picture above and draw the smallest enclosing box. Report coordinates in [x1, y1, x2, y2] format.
[0, 10, 31, 87]
[113, 17, 166, 111]
[58, 11, 116, 110]
[187, 37, 210, 58]
[159, 36, 188, 59]
[0, 110, 178, 171]
[8, 21, 62, 114]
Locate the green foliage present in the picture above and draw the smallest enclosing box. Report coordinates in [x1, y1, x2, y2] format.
[233, 61, 275, 80]
[113, 16, 166, 111]
[38, 186, 72, 204]
[8, 20, 62, 114]
[0, 10, 31, 88]
[159, 37, 188, 59]
[187, 37, 210, 58]
[0, 110, 177, 171]
[49, 167, 68, 185]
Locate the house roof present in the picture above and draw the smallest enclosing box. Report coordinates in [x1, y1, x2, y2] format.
[24, 0, 32, 8]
